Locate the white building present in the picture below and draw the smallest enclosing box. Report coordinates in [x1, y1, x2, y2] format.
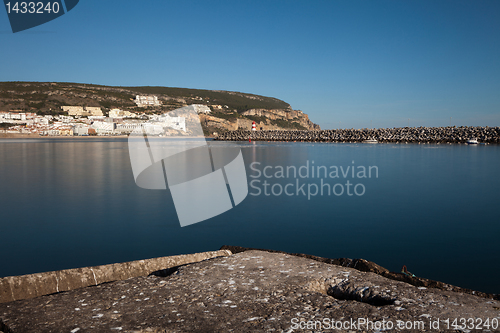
[61, 106, 103, 117]
[109, 108, 137, 118]
[142, 123, 164, 136]
[61, 106, 84, 115]
[116, 123, 142, 134]
[88, 115, 106, 121]
[91, 121, 116, 134]
[33, 117, 49, 125]
[57, 115, 74, 123]
[134, 95, 161, 107]
[192, 104, 211, 114]
[73, 125, 90, 136]
[154, 114, 186, 132]
[42, 129, 60, 136]
[85, 107, 103, 117]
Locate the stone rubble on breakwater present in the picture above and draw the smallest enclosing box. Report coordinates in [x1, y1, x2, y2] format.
[215, 126, 500, 143]
[1, 247, 499, 332]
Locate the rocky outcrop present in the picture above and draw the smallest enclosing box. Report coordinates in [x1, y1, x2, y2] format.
[242, 108, 320, 130]
[202, 109, 321, 132]
[199, 114, 238, 131]
[242, 108, 305, 121]
[1, 249, 499, 332]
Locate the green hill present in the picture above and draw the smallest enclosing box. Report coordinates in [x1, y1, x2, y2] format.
[0, 81, 290, 114]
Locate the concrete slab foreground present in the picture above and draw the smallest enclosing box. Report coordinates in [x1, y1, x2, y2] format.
[1, 250, 499, 332]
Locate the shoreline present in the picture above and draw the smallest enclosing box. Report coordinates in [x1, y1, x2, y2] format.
[0, 133, 129, 139]
[3, 126, 499, 144]
[0, 133, 216, 139]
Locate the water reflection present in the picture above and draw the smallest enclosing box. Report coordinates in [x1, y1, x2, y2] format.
[0, 139, 499, 294]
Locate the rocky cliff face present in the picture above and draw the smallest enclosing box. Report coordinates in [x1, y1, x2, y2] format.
[241, 108, 320, 131]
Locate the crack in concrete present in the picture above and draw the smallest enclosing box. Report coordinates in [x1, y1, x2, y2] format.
[8, 279, 15, 303]
[90, 269, 98, 286]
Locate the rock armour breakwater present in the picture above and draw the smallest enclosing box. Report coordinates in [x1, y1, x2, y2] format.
[215, 126, 500, 143]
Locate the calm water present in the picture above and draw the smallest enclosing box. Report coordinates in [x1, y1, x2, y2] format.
[0, 138, 499, 294]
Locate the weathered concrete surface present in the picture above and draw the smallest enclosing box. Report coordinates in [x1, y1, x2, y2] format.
[0, 250, 232, 304]
[1, 250, 499, 332]
[222, 245, 500, 301]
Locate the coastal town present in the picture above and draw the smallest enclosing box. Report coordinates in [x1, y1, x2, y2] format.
[0, 82, 322, 136]
[0, 95, 211, 137]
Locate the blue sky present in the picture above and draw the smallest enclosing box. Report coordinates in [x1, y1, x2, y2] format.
[1, 0, 499, 129]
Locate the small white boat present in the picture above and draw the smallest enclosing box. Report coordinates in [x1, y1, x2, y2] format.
[363, 139, 378, 144]
[467, 139, 478, 144]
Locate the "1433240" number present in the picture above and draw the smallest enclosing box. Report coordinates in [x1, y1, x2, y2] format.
[5, 2, 60, 14]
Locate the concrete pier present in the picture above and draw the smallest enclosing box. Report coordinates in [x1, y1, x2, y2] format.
[0, 250, 232, 304]
[215, 126, 500, 143]
[0, 248, 499, 332]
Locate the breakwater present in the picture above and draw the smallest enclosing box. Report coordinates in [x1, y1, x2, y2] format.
[215, 126, 500, 143]
[1, 248, 499, 332]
